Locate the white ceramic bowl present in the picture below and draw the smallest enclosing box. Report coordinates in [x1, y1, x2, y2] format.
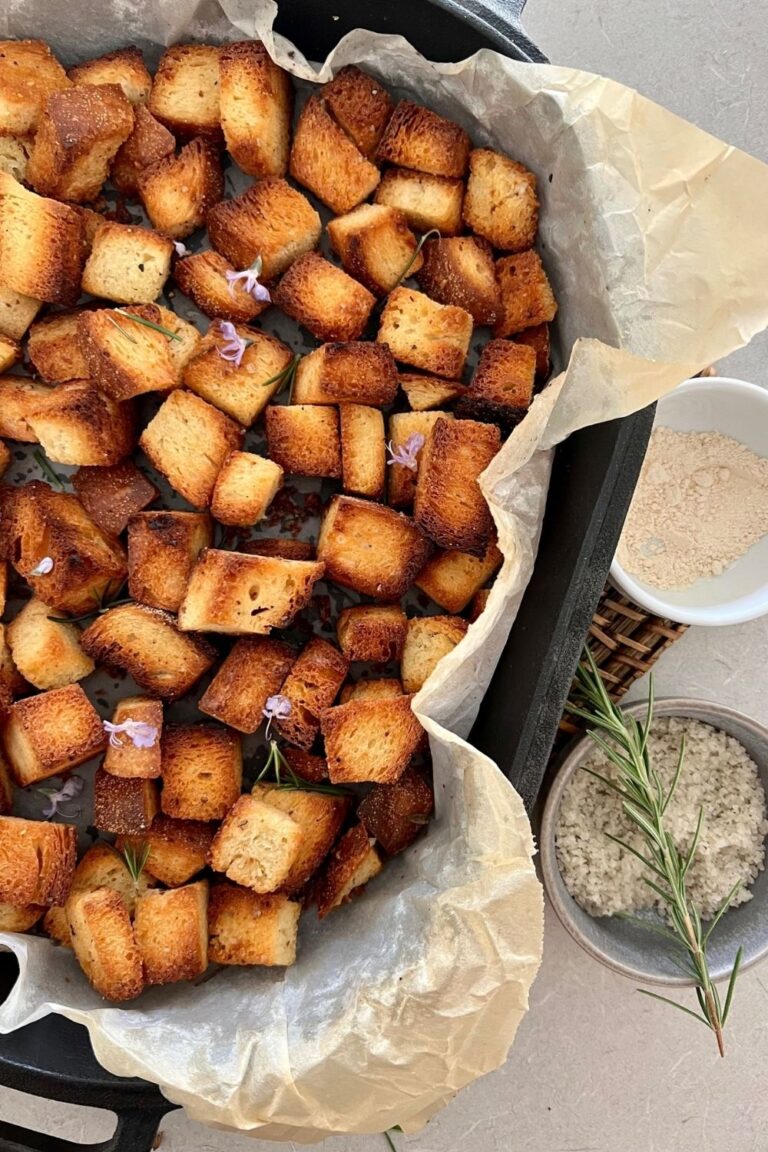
[610, 376, 768, 626]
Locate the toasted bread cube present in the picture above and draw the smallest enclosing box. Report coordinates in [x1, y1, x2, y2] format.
[27, 380, 137, 467]
[207, 176, 321, 280]
[314, 823, 382, 918]
[399, 372, 463, 411]
[140, 390, 242, 509]
[414, 417, 500, 554]
[27, 312, 90, 383]
[0, 333, 19, 373]
[254, 785, 351, 894]
[289, 93, 380, 215]
[0, 279, 42, 340]
[0, 622, 24, 705]
[111, 105, 175, 196]
[358, 765, 434, 855]
[0, 902, 43, 932]
[0, 816, 75, 906]
[80, 602, 216, 700]
[265, 405, 341, 479]
[134, 880, 208, 985]
[182, 325, 292, 426]
[456, 338, 536, 427]
[139, 137, 223, 240]
[93, 769, 159, 835]
[283, 747, 328, 783]
[322, 695, 423, 784]
[469, 587, 491, 620]
[208, 883, 299, 965]
[78, 305, 179, 401]
[199, 637, 295, 734]
[322, 65, 393, 159]
[401, 614, 469, 693]
[318, 495, 432, 600]
[375, 167, 463, 235]
[274, 253, 375, 343]
[211, 451, 283, 527]
[0, 377, 52, 441]
[173, 250, 268, 324]
[242, 538, 315, 561]
[378, 287, 472, 379]
[387, 410, 454, 510]
[514, 322, 551, 382]
[376, 100, 470, 178]
[149, 44, 221, 137]
[6, 598, 94, 690]
[102, 696, 163, 779]
[155, 305, 202, 373]
[42, 905, 70, 945]
[416, 236, 500, 326]
[0, 173, 85, 304]
[327, 203, 422, 297]
[119, 815, 215, 888]
[494, 250, 558, 337]
[69, 48, 152, 106]
[463, 148, 539, 252]
[66, 888, 143, 1001]
[273, 637, 348, 750]
[340, 405, 385, 499]
[0, 743, 11, 813]
[127, 510, 212, 613]
[415, 538, 502, 613]
[160, 724, 242, 821]
[44, 840, 156, 948]
[219, 41, 292, 177]
[292, 342, 398, 407]
[82, 222, 173, 305]
[209, 794, 301, 893]
[72, 460, 158, 537]
[0, 564, 7, 618]
[339, 678, 403, 704]
[178, 549, 325, 636]
[0, 134, 32, 183]
[0, 40, 70, 135]
[0, 441, 7, 479]
[337, 604, 407, 663]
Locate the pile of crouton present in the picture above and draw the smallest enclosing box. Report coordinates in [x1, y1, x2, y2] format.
[0, 38, 557, 1001]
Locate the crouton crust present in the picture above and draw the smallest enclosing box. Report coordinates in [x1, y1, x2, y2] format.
[289, 94, 380, 215]
[111, 105, 175, 196]
[27, 380, 137, 467]
[255, 785, 352, 894]
[456, 338, 536, 428]
[0, 746, 12, 814]
[340, 678, 403, 704]
[0, 816, 76, 907]
[0, 40, 70, 135]
[463, 148, 539, 253]
[377, 287, 473, 379]
[148, 44, 222, 137]
[337, 604, 408, 663]
[174, 250, 268, 325]
[265, 404, 342, 479]
[68, 47, 152, 105]
[2, 683, 106, 787]
[318, 494, 432, 600]
[72, 461, 158, 538]
[134, 881, 209, 984]
[0, 173, 85, 305]
[415, 538, 503, 613]
[358, 765, 434, 855]
[93, 769, 159, 835]
[375, 167, 464, 235]
[273, 252, 375, 343]
[493, 250, 558, 337]
[322, 65, 393, 159]
[66, 888, 144, 1001]
[272, 637, 349, 751]
[220, 41, 293, 178]
[292, 342, 398, 407]
[413, 416, 500, 555]
[242, 538, 315, 562]
[160, 724, 242, 822]
[209, 793, 303, 893]
[102, 696, 163, 779]
[127, 510, 213, 613]
[314, 823, 382, 918]
[327, 203, 422, 297]
[207, 177, 321, 281]
[322, 694, 424, 784]
[138, 137, 224, 240]
[376, 100, 470, 178]
[199, 637, 296, 734]
[208, 882, 300, 966]
[119, 815, 215, 888]
[401, 614, 469, 694]
[27, 311, 90, 384]
[416, 236, 501, 325]
[514, 322, 551, 381]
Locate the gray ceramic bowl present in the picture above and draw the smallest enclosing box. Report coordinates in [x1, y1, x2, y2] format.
[540, 698, 768, 985]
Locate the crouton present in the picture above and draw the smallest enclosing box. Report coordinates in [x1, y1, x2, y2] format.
[358, 765, 434, 855]
[254, 785, 351, 894]
[327, 203, 422, 297]
[6, 598, 94, 691]
[0, 333, 18, 373]
[375, 167, 464, 235]
[182, 325, 292, 426]
[209, 794, 301, 893]
[160, 724, 242, 822]
[376, 100, 470, 178]
[93, 769, 159, 835]
[416, 236, 500, 325]
[386, 410, 454, 509]
[463, 148, 539, 253]
[340, 405, 385, 499]
[207, 177, 321, 280]
[71, 841, 155, 915]
[78, 305, 179, 401]
[0, 279, 41, 340]
[0, 440, 7, 479]
[0, 377, 52, 441]
[282, 747, 328, 783]
[81, 222, 173, 305]
[72, 460, 158, 538]
[138, 137, 223, 240]
[0, 902, 43, 932]
[134, 880, 208, 985]
[318, 495, 432, 600]
[148, 44, 221, 137]
[468, 587, 491, 620]
[0, 40, 70, 135]
[102, 696, 163, 779]
[0, 624, 24, 703]
[314, 823, 382, 918]
[291, 342, 398, 407]
[219, 41, 293, 177]
[0, 745, 11, 813]
[339, 678, 403, 704]
[414, 417, 500, 554]
[27, 312, 90, 383]
[242, 538, 315, 562]
[173, 250, 268, 325]
[157, 305, 202, 373]
[0, 816, 75, 906]
[199, 636, 295, 734]
[265, 404, 341, 479]
[289, 94, 380, 215]
[0, 561, 6, 616]
[27, 84, 134, 203]
[66, 888, 143, 1001]
[41, 905, 70, 945]
[272, 637, 348, 750]
[415, 538, 502, 613]
[399, 372, 463, 411]
[455, 338, 536, 427]
[69, 47, 152, 106]
[322, 65, 393, 159]
[401, 614, 468, 693]
[337, 604, 407, 663]
[211, 451, 283, 527]
[208, 882, 300, 966]
[111, 105, 175, 197]
[127, 510, 212, 613]
[322, 694, 423, 784]
[514, 322, 551, 382]
[139, 390, 243, 509]
[273, 253, 375, 343]
[178, 549, 325, 636]
[0, 134, 32, 183]
[27, 380, 137, 467]
[493, 250, 558, 337]
[80, 602, 216, 700]
[0, 173, 85, 305]
[119, 815, 214, 887]
[377, 287, 472, 379]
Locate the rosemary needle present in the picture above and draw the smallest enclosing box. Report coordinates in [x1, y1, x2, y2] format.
[33, 449, 66, 489]
[255, 740, 353, 797]
[393, 228, 441, 288]
[113, 308, 183, 342]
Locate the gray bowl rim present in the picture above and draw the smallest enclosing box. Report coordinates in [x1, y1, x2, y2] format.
[540, 696, 768, 986]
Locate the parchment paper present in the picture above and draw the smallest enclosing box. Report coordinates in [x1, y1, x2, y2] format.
[1, 1, 768, 1141]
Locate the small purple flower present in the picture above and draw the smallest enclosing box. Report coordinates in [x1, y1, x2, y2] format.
[225, 255, 271, 304]
[37, 775, 84, 819]
[103, 718, 158, 750]
[173, 241, 191, 257]
[216, 320, 251, 368]
[263, 694, 291, 738]
[29, 556, 54, 576]
[387, 433, 426, 471]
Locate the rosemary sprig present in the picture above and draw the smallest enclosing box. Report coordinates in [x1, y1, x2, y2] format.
[105, 312, 138, 344]
[116, 840, 151, 885]
[33, 449, 66, 490]
[393, 228, 441, 289]
[113, 308, 182, 342]
[259, 353, 301, 398]
[255, 740, 353, 797]
[569, 649, 743, 1056]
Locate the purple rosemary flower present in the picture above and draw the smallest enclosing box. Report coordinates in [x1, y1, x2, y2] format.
[386, 433, 426, 471]
[263, 694, 291, 738]
[37, 775, 84, 819]
[29, 556, 54, 576]
[225, 255, 271, 304]
[103, 718, 158, 749]
[216, 320, 252, 368]
[173, 241, 191, 257]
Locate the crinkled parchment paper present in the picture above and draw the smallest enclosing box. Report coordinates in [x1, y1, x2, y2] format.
[1, 1, 768, 1141]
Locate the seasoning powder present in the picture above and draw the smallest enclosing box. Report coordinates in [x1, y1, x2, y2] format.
[617, 426, 768, 589]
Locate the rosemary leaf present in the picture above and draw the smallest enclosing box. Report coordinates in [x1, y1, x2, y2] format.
[637, 990, 714, 1028]
[33, 449, 65, 490]
[105, 312, 138, 344]
[393, 228, 441, 289]
[114, 308, 182, 342]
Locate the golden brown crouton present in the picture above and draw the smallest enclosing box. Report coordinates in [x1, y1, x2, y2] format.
[0, 622, 24, 708]
[265, 404, 341, 479]
[327, 203, 422, 297]
[494, 250, 558, 337]
[0, 440, 8, 479]
[27, 311, 90, 383]
[0, 562, 6, 617]
[160, 724, 242, 822]
[376, 100, 470, 178]
[6, 598, 94, 691]
[292, 342, 398, 407]
[208, 883, 300, 965]
[322, 65, 393, 159]
[78, 305, 179, 401]
[0, 279, 41, 340]
[314, 823, 382, 918]
[414, 417, 500, 554]
[415, 538, 503, 613]
[139, 390, 243, 509]
[138, 137, 223, 240]
[468, 587, 491, 620]
[81, 222, 173, 305]
[127, 510, 213, 613]
[242, 538, 315, 562]
[148, 44, 221, 137]
[178, 549, 325, 636]
[211, 451, 283, 527]
[375, 167, 464, 235]
[318, 494, 432, 600]
[0, 173, 85, 305]
[273, 253, 375, 343]
[340, 404, 386, 499]
[209, 794, 302, 893]
[387, 410, 454, 510]
[399, 372, 463, 411]
[102, 696, 163, 779]
[337, 604, 408, 664]
[358, 765, 434, 855]
[322, 694, 423, 784]
[69, 48, 152, 106]
[401, 614, 469, 693]
[220, 41, 293, 177]
[173, 250, 269, 325]
[134, 880, 208, 985]
[119, 815, 214, 888]
[111, 105, 175, 197]
[282, 747, 328, 783]
[0, 816, 75, 906]
[339, 678, 403, 704]
[93, 769, 159, 835]
[514, 322, 551, 382]
[272, 637, 348, 750]
[182, 324, 292, 426]
[0, 377, 53, 441]
[416, 236, 500, 325]
[41, 905, 70, 946]
[254, 785, 351, 894]
[455, 338, 536, 427]
[0, 134, 32, 183]
[0, 902, 43, 932]
[207, 177, 321, 280]
[66, 888, 143, 1001]
[72, 460, 158, 538]
[199, 637, 296, 734]
[0, 40, 70, 135]
[463, 148, 539, 252]
[80, 602, 216, 700]
[69, 841, 155, 915]
[289, 94, 380, 215]
[0, 333, 19, 373]
[27, 380, 137, 467]
[377, 287, 472, 379]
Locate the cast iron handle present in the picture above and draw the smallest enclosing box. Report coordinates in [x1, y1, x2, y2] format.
[0, 1107, 172, 1152]
[434, 0, 546, 63]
